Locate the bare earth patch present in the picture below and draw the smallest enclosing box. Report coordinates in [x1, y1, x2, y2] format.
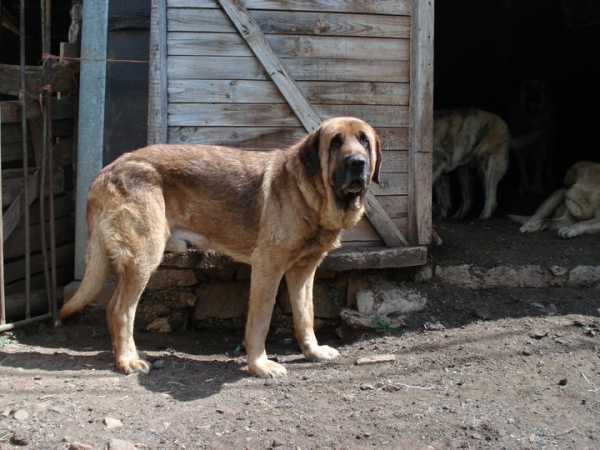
[1, 218, 599, 449]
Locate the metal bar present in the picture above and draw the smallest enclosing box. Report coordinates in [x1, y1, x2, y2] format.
[0, 98, 4, 325]
[0, 313, 53, 333]
[42, 0, 58, 322]
[38, 0, 52, 319]
[21, 0, 32, 319]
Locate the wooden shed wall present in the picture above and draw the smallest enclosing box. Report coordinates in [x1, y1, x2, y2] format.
[149, 0, 432, 250]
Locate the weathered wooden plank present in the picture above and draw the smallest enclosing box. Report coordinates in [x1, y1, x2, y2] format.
[168, 0, 411, 15]
[341, 217, 381, 242]
[364, 193, 408, 245]
[1, 142, 34, 163]
[168, 56, 408, 83]
[168, 79, 409, 106]
[2, 168, 64, 207]
[11, 195, 73, 230]
[3, 244, 75, 285]
[375, 196, 408, 219]
[408, 0, 434, 245]
[168, 9, 410, 38]
[0, 62, 74, 97]
[148, 0, 168, 144]
[1, 99, 74, 124]
[1, 169, 39, 242]
[4, 263, 74, 296]
[368, 173, 408, 196]
[168, 126, 409, 150]
[168, 32, 410, 61]
[320, 245, 427, 272]
[168, 103, 302, 127]
[4, 216, 73, 260]
[168, 103, 408, 128]
[341, 215, 408, 243]
[380, 151, 408, 173]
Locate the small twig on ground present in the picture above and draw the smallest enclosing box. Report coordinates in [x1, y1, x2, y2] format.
[581, 372, 599, 392]
[366, 382, 437, 398]
[540, 428, 575, 438]
[396, 383, 437, 390]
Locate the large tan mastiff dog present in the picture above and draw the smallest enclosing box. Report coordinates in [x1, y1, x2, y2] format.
[507, 161, 600, 238]
[59, 117, 381, 378]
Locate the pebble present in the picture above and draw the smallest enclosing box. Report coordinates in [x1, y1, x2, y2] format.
[107, 439, 136, 450]
[69, 442, 94, 450]
[11, 430, 29, 446]
[13, 409, 29, 421]
[103, 417, 124, 429]
[152, 359, 166, 369]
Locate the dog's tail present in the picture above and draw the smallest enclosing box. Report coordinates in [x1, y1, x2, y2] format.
[506, 214, 530, 224]
[510, 130, 544, 150]
[58, 225, 109, 321]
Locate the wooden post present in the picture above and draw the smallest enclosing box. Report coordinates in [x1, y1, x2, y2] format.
[408, 0, 435, 245]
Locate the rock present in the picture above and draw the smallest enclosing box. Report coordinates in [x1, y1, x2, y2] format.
[103, 417, 124, 429]
[11, 431, 29, 446]
[146, 317, 171, 333]
[13, 409, 29, 421]
[341, 284, 426, 330]
[147, 269, 198, 289]
[107, 439, 136, 450]
[152, 359, 166, 369]
[195, 281, 250, 320]
[69, 442, 94, 450]
[568, 266, 600, 287]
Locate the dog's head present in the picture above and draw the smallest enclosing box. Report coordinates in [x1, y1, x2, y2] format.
[299, 117, 381, 211]
[518, 79, 548, 113]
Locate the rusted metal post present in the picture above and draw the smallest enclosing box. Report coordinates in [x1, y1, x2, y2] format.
[40, 0, 58, 321]
[21, 0, 32, 319]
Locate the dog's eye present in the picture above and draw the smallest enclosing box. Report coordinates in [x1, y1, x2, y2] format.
[330, 134, 343, 152]
[359, 131, 370, 149]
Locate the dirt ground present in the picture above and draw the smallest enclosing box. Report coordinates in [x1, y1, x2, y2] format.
[1, 217, 599, 450]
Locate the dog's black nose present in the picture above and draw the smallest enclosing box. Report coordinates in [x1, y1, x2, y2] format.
[346, 154, 367, 171]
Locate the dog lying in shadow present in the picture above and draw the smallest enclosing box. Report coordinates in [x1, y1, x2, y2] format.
[507, 161, 600, 238]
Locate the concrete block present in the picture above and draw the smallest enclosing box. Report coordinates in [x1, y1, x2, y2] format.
[194, 281, 250, 320]
[147, 269, 198, 290]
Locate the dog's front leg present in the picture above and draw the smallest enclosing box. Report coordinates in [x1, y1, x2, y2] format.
[285, 258, 339, 362]
[245, 261, 286, 378]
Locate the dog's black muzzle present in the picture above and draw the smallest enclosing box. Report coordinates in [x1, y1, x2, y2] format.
[342, 154, 369, 192]
[337, 153, 369, 199]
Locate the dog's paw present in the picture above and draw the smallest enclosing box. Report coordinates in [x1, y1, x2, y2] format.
[249, 359, 288, 378]
[557, 226, 579, 239]
[520, 220, 545, 233]
[304, 345, 340, 361]
[116, 357, 152, 375]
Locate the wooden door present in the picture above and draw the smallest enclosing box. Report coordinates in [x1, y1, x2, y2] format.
[148, 0, 434, 251]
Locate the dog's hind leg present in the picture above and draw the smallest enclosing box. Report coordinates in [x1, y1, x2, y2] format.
[433, 173, 452, 220]
[104, 194, 169, 374]
[452, 165, 474, 220]
[478, 144, 509, 220]
[517, 188, 566, 233]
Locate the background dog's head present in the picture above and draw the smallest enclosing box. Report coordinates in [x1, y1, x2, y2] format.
[518, 79, 548, 113]
[299, 117, 381, 210]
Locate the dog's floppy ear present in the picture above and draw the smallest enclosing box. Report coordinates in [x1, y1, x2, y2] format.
[372, 135, 382, 184]
[298, 127, 321, 178]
